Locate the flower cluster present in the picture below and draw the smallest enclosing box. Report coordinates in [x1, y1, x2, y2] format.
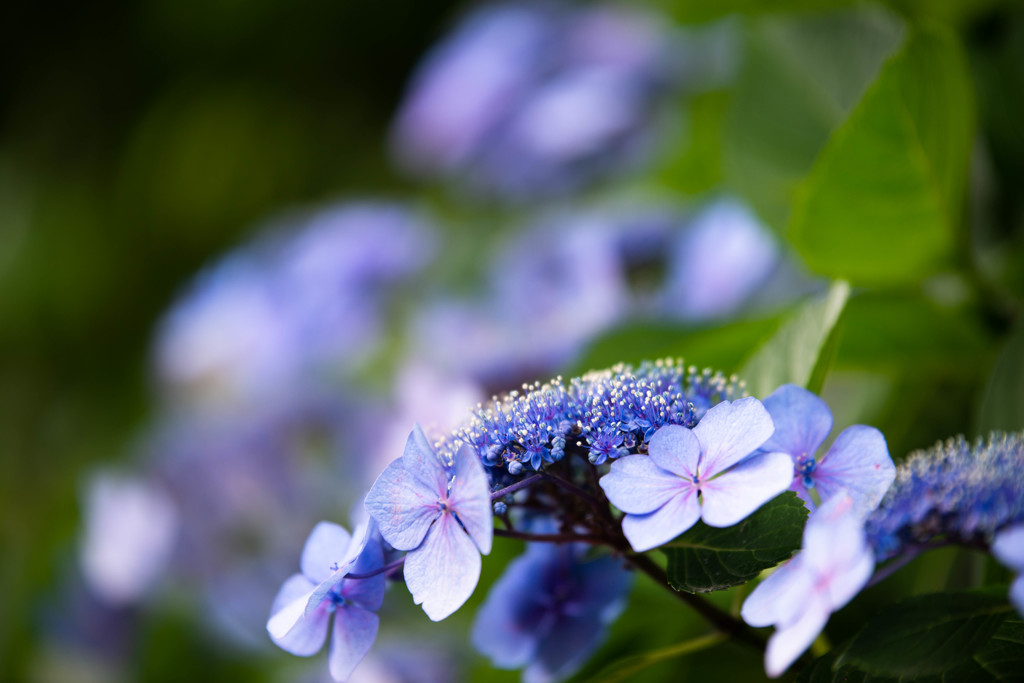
[865, 430, 1024, 562]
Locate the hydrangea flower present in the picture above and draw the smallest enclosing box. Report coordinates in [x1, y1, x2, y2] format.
[267, 521, 386, 682]
[600, 397, 793, 552]
[991, 523, 1024, 617]
[760, 384, 894, 517]
[364, 424, 493, 621]
[471, 542, 632, 683]
[741, 493, 874, 677]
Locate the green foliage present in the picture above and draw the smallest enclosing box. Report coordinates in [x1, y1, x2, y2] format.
[976, 322, 1024, 434]
[662, 492, 808, 593]
[590, 633, 726, 683]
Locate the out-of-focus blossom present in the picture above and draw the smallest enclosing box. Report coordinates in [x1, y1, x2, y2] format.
[79, 472, 179, 605]
[471, 543, 632, 683]
[600, 398, 792, 552]
[365, 425, 493, 621]
[741, 493, 874, 678]
[760, 384, 894, 517]
[991, 523, 1024, 617]
[392, 2, 675, 199]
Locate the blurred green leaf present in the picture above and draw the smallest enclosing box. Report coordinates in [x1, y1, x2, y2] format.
[725, 8, 904, 229]
[653, 0, 856, 24]
[837, 588, 1013, 676]
[788, 26, 974, 285]
[976, 323, 1024, 434]
[655, 90, 729, 196]
[590, 632, 726, 683]
[739, 281, 850, 398]
[662, 492, 807, 593]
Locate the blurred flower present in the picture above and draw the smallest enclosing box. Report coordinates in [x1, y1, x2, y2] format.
[991, 523, 1024, 617]
[268, 521, 386, 682]
[79, 472, 179, 605]
[365, 425, 493, 621]
[600, 399, 792, 552]
[759, 384, 894, 517]
[741, 493, 874, 678]
[391, 2, 675, 199]
[471, 543, 632, 683]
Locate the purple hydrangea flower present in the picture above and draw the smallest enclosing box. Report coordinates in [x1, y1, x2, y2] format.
[741, 492, 874, 678]
[760, 384, 894, 517]
[992, 523, 1024, 617]
[600, 397, 793, 552]
[471, 542, 632, 683]
[267, 521, 386, 682]
[364, 425, 493, 621]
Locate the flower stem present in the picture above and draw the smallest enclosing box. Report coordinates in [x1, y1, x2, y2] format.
[490, 474, 543, 501]
[346, 557, 405, 580]
[493, 527, 604, 544]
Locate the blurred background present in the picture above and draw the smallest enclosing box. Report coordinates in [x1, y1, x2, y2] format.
[2, 0, 1023, 681]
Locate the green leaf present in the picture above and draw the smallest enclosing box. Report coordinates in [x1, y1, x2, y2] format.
[738, 280, 850, 398]
[662, 492, 808, 593]
[837, 588, 1014, 676]
[973, 618, 1024, 679]
[724, 8, 904, 229]
[653, 0, 857, 25]
[976, 323, 1024, 435]
[590, 633, 726, 683]
[788, 26, 974, 285]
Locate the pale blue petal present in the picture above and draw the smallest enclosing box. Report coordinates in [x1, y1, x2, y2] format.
[404, 512, 481, 621]
[824, 542, 874, 611]
[621, 489, 701, 552]
[328, 606, 379, 682]
[449, 442, 493, 554]
[693, 397, 775, 478]
[699, 451, 792, 528]
[340, 534, 386, 612]
[301, 521, 352, 584]
[647, 424, 700, 479]
[760, 384, 833, 460]
[268, 588, 329, 656]
[741, 558, 813, 628]
[364, 458, 440, 551]
[600, 455, 690, 515]
[403, 423, 449, 493]
[1009, 575, 1024, 618]
[801, 495, 865, 575]
[814, 426, 894, 517]
[992, 523, 1024, 572]
[764, 593, 830, 678]
[270, 573, 316, 618]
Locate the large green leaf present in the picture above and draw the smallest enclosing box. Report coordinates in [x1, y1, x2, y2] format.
[590, 633, 726, 683]
[837, 588, 1014, 676]
[724, 8, 904, 229]
[653, 0, 856, 26]
[976, 323, 1024, 435]
[662, 492, 808, 593]
[788, 26, 974, 285]
[738, 281, 850, 398]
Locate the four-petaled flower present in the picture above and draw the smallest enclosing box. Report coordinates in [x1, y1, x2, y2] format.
[600, 397, 793, 552]
[365, 424, 493, 621]
[471, 541, 632, 683]
[267, 520, 386, 682]
[741, 492, 874, 677]
[761, 384, 894, 516]
[991, 522, 1024, 618]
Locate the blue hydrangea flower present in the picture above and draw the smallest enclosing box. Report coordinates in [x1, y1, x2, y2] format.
[600, 397, 792, 552]
[364, 424, 493, 621]
[865, 431, 1024, 562]
[760, 384, 894, 517]
[471, 542, 632, 683]
[992, 523, 1024, 617]
[267, 521, 386, 682]
[742, 493, 874, 678]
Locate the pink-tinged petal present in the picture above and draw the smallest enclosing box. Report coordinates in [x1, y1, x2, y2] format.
[741, 557, 813, 628]
[824, 541, 874, 611]
[403, 423, 449, 493]
[1009, 575, 1024, 618]
[814, 426, 894, 517]
[693, 397, 775, 478]
[268, 588, 330, 656]
[647, 424, 701, 479]
[404, 512, 481, 621]
[600, 455, 690, 515]
[764, 593, 830, 678]
[760, 384, 833, 460]
[301, 521, 352, 584]
[448, 442, 493, 554]
[801, 496, 866, 575]
[364, 458, 440, 551]
[340, 536, 386, 612]
[699, 451, 792, 528]
[328, 606, 379, 682]
[992, 523, 1024, 572]
[620, 489, 701, 552]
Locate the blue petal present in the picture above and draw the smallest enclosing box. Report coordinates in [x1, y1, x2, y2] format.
[1010, 574, 1024, 619]
[764, 592, 830, 678]
[692, 397, 775, 478]
[600, 454, 689, 515]
[813, 426, 894, 517]
[621, 488, 701, 552]
[526, 614, 608, 683]
[471, 548, 544, 669]
[403, 424, 449, 493]
[741, 557, 813, 628]
[760, 384, 833, 461]
[647, 424, 700, 479]
[404, 511, 481, 621]
[267, 577, 329, 656]
[992, 523, 1024, 572]
[364, 458, 440, 551]
[328, 605, 379, 682]
[449, 442, 493, 554]
[699, 451, 792, 528]
[301, 521, 352, 584]
[340, 533, 386, 612]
